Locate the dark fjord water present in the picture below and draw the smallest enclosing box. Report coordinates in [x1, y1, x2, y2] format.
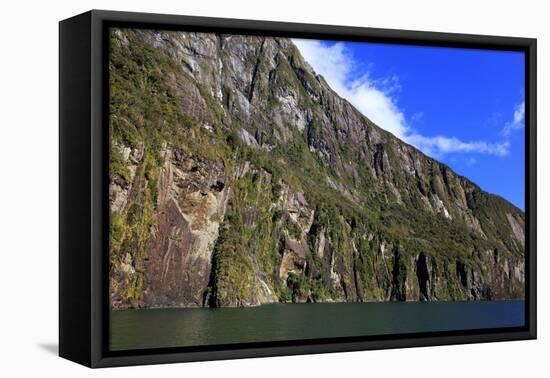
[110, 301, 524, 351]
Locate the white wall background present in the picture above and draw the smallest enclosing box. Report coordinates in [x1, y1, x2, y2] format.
[0, 0, 546, 376]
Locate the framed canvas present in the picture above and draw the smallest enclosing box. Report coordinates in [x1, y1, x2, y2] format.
[59, 10, 537, 368]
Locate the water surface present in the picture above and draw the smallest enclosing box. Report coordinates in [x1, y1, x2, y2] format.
[110, 300, 524, 351]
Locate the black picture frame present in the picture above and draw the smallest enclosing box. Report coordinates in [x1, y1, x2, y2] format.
[59, 9, 537, 368]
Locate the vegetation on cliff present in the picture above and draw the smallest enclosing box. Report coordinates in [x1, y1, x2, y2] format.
[108, 29, 525, 309]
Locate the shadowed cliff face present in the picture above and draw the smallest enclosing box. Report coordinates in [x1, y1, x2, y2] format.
[108, 28, 525, 309]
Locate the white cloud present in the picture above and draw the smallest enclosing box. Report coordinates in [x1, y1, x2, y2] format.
[293, 39, 409, 140]
[406, 134, 510, 159]
[501, 101, 525, 136]
[292, 38, 510, 158]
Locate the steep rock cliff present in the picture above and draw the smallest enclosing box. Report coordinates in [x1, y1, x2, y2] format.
[109, 29, 525, 308]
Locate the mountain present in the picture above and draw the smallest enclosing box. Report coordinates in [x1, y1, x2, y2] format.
[108, 28, 525, 309]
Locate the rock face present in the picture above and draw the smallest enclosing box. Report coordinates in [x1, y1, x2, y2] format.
[108, 29, 525, 309]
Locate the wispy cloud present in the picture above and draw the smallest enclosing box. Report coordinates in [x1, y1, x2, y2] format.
[292, 39, 511, 158]
[407, 135, 510, 158]
[501, 101, 525, 136]
[411, 111, 424, 122]
[465, 157, 477, 167]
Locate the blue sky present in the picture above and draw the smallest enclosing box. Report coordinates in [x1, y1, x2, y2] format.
[293, 39, 525, 210]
